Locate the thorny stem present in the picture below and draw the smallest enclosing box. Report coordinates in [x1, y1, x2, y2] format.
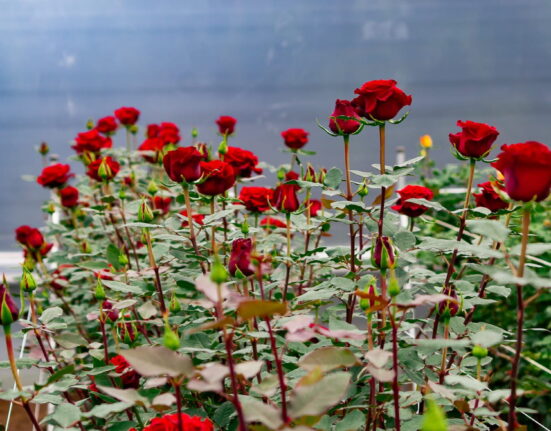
[210, 199, 216, 254]
[183, 185, 207, 274]
[173, 378, 184, 431]
[144, 228, 167, 315]
[391, 302, 401, 431]
[343, 135, 357, 323]
[99, 309, 110, 364]
[282, 213, 292, 299]
[438, 323, 449, 384]
[265, 316, 290, 424]
[377, 123, 386, 237]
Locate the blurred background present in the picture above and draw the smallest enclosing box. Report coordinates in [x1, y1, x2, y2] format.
[1, 0, 551, 249]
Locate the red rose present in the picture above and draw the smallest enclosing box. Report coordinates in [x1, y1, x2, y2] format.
[1, 283, 19, 326]
[224, 146, 262, 178]
[216, 115, 237, 135]
[147, 124, 160, 138]
[285, 171, 299, 182]
[114, 106, 140, 126]
[273, 183, 300, 212]
[109, 355, 140, 388]
[139, 138, 166, 163]
[329, 99, 361, 135]
[239, 186, 274, 212]
[391, 185, 434, 218]
[179, 210, 205, 227]
[260, 217, 286, 229]
[141, 413, 214, 431]
[473, 181, 508, 212]
[228, 238, 254, 277]
[152, 196, 171, 215]
[306, 199, 322, 217]
[86, 156, 120, 182]
[15, 225, 43, 249]
[449, 121, 499, 159]
[102, 300, 120, 322]
[72, 129, 113, 154]
[491, 141, 551, 202]
[163, 147, 203, 183]
[196, 160, 236, 196]
[96, 116, 118, 135]
[37, 164, 73, 188]
[281, 128, 309, 150]
[59, 186, 79, 208]
[158, 122, 181, 145]
[352, 79, 412, 121]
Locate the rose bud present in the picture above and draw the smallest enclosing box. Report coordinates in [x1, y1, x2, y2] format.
[163, 325, 180, 351]
[215, 115, 237, 135]
[37, 163, 73, 188]
[38, 141, 49, 156]
[449, 121, 499, 160]
[163, 147, 203, 183]
[303, 164, 316, 182]
[20, 267, 37, 293]
[281, 128, 309, 150]
[86, 156, 120, 182]
[114, 106, 140, 126]
[95, 277, 106, 301]
[420, 134, 433, 149]
[102, 300, 119, 322]
[191, 127, 199, 139]
[147, 180, 159, 196]
[472, 345, 488, 359]
[138, 137, 166, 163]
[118, 319, 138, 345]
[438, 287, 459, 321]
[228, 238, 254, 277]
[329, 99, 362, 135]
[473, 181, 508, 212]
[272, 183, 300, 213]
[72, 129, 112, 155]
[179, 210, 205, 227]
[359, 278, 377, 312]
[259, 217, 287, 230]
[86, 118, 94, 130]
[147, 124, 160, 138]
[238, 186, 274, 213]
[96, 116, 118, 135]
[371, 236, 396, 272]
[1, 282, 19, 327]
[224, 147, 262, 178]
[388, 275, 400, 297]
[196, 160, 236, 196]
[195, 142, 210, 159]
[152, 196, 171, 215]
[491, 141, 551, 202]
[391, 185, 434, 218]
[59, 186, 79, 208]
[352, 79, 412, 121]
[210, 257, 229, 284]
[317, 168, 327, 184]
[169, 292, 181, 313]
[138, 199, 155, 223]
[305, 199, 322, 217]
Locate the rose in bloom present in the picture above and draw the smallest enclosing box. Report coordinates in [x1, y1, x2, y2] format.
[138, 138, 166, 163]
[216, 115, 237, 135]
[163, 147, 203, 183]
[86, 156, 120, 182]
[179, 210, 205, 227]
[473, 181, 508, 212]
[72, 129, 113, 154]
[16, 225, 45, 249]
[491, 141, 551, 202]
[239, 186, 274, 212]
[196, 160, 236, 196]
[285, 171, 299, 182]
[281, 128, 309, 150]
[449, 121, 499, 159]
[96, 116, 118, 135]
[109, 355, 140, 388]
[37, 164, 73, 188]
[1, 282, 19, 326]
[272, 183, 300, 212]
[147, 124, 160, 138]
[152, 196, 171, 215]
[329, 99, 361, 135]
[352, 79, 412, 121]
[228, 238, 254, 277]
[306, 199, 322, 217]
[59, 186, 79, 208]
[260, 217, 287, 229]
[391, 185, 434, 218]
[158, 122, 181, 145]
[139, 413, 214, 431]
[224, 146, 262, 178]
[114, 106, 140, 126]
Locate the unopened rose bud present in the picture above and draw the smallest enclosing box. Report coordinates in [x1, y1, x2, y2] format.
[86, 118, 94, 130]
[46, 202, 56, 215]
[20, 267, 37, 293]
[303, 164, 316, 182]
[1, 282, 19, 327]
[138, 199, 155, 223]
[81, 241, 92, 254]
[472, 345, 488, 359]
[218, 138, 228, 156]
[147, 180, 159, 196]
[195, 142, 209, 159]
[276, 168, 286, 181]
[129, 124, 139, 135]
[371, 236, 396, 272]
[359, 280, 377, 312]
[438, 287, 459, 322]
[419, 134, 433, 149]
[38, 142, 50, 156]
[388, 275, 400, 297]
[241, 219, 250, 235]
[210, 258, 228, 284]
[82, 151, 95, 166]
[118, 253, 129, 267]
[95, 278, 106, 300]
[102, 300, 119, 322]
[317, 168, 327, 184]
[119, 189, 127, 200]
[191, 127, 199, 139]
[98, 158, 113, 181]
[357, 181, 369, 198]
[163, 325, 180, 351]
[169, 292, 181, 313]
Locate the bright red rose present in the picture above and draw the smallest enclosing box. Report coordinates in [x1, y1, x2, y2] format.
[163, 147, 203, 183]
[391, 185, 434, 218]
[281, 128, 309, 150]
[449, 121, 499, 159]
[147, 124, 160, 138]
[329, 99, 361, 135]
[239, 186, 274, 212]
[306, 199, 322, 217]
[285, 171, 299, 182]
[15, 225, 42, 248]
[179, 210, 205, 227]
[216, 115, 237, 135]
[273, 183, 300, 212]
[86, 156, 120, 182]
[96, 116, 118, 135]
[352, 79, 412, 121]
[260, 217, 287, 229]
[228, 238, 254, 277]
[197, 160, 236, 196]
[158, 122, 181, 145]
[473, 181, 508, 212]
[37, 164, 73, 188]
[224, 146, 262, 178]
[114, 106, 140, 126]
[152, 196, 171, 215]
[1, 283, 19, 326]
[139, 138, 166, 163]
[491, 141, 551, 202]
[140, 413, 214, 431]
[72, 129, 113, 154]
[109, 355, 140, 388]
[59, 186, 79, 208]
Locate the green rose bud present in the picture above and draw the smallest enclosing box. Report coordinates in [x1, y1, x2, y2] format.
[210, 258, 228, 285]
[98, 158, 113, 181]
[241, 219, 250, 235]
[138, 199, 155, 223]
[357, 181, 369, 197]
[20, 267, 37, 293]
[388, 275, 400, 297]
[218, 138, 228, 156]
[147, 180, 159, 196]
[371, 236, 396, 272]
[169, 292, 181, 313]
[191, 127, 199, 139]
[118, 253, 129, 267]
[1, 283, 19, 327]
[163, 325, 180, 351]
[86, 118, 94, 130]
[421, 398, 447, 431]
[472, 345, 488, 359]
[129, 124, 139, 135]
[95, 278, 106, 301]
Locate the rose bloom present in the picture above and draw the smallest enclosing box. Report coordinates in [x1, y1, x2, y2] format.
[109, 355, 140, 389]
[147, 124, 160, 138]
[37, 164, 73, 188]
[491, 141, 551, 202]
[239, 186, 273, 212]
[272, 183, 300, 212]
[139, 137, 166, 163]
[224, 146, 262, 178]
[352, 79, 412, 121]
[228, 238, 254, 277]
[179, 210, 205, 227]
[72, 129, 113, 154]
[215, 115, 237, 135]
[473, 181, 508, 212]
[329, 99, 361, 135]
[59, 186, 79, 208]
[114, 106, 140, 126]
[152, 196, 171, 215]
[86, 156, 120, 182]
[158, 122, 181, 145]
[15, 225, 45, 249]
[306, 199, 322, 217]
[196, 160, 236, 196]
[163, 147, 203, 183]
[449, 121, 499, 159]
[391, 185, 434, 218]
[260, 217, 287, 229]
[136, 413, 214, 431]
[281, 128, 309, 150]
[96, 116, 118, 135]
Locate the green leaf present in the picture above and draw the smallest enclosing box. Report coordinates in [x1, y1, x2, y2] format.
[77, 260, 109, 270]
[213, 401, 235, 428]
[324, 167, 343, 189]
[510, 242, 551, 256]
[51, 403, 81, 428]
[97, 386, 150, 407]
[335, 410, 365, 431]
[298, 347, 358, 372]
[108, 421, 136, 431]
[54, 333, 88, 349]
[237, 300, 287, 320]
[101, 280, 143, 295]
[417, 238, 501, 258]
[241, 395, 283, 428]
[85, 402, 133, 419]
[466, 219, 509, 242]
[471, 330, 503, 348]
[393, 231, 416, 250]
[406, 198, 448, 213]
[415, 339, 470, 349]
[106, 243, 123, 271]
[121, 346, 193, 377]
[40, 307, 63, 323]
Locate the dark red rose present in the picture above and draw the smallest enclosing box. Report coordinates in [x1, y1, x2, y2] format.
[15, 226, 44, 249]
[141, 413, 214, 431]
[152, 196, 171, 215]
[139, 138, 166, 163]
[285, 171, 299, 182]
[491, 141, 551, 202]
[110, 355, 140, 388]
[224, 146, 262, 178]
[449, 121, 499, 159]
[118, 319, 138, 344]
[114, 106, 140, 126]
[228, 238, 254, 277]
[1, 283, 19, 326]
[371, 236, 395, 270]
[473, 181, 508, 212]
[123, 176, 135, 188]
[86, 156, 120, 182]
[273, 183, 300, 212]
[37, 164, 73, 188]
[352, 79, 412, 121]
[438, 287, 459, 317]
[163, 147, 203, 183]
[39, 142, 49, 156]
[96, 116, 118, 135]
[59, 186, 79, 208]
[72, 129, 113, 154]
[179, 210, 205, 227]
[329, 99, 361, 135]
[197, 160, 236, 196]
[239, 186, 274, 212]
[306, 199, 322, 217]
[216, 115, 237, 135]
[260, 217, 287, 229]
[281, 128, 309, 150]
[391, 185, 434, 218]
[102, 300, 119, 322]
[147, 124, 160, 138]
[158, 122, 181, 145]
[38, 243, 53, 257]
[195, 142, 209, 159]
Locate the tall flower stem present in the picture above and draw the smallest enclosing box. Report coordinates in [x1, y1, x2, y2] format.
[98, 309, 110, 364]
[390, 302, 401, 431]
[210, 198, 216, 255]
[377, 123, 386, 237]
[282, 213, 292, 299]
[438, 323, 450, 384]
[265, 316, 290, 424]
[144, 228, 167, 315]
[508, 208, 530, 430]
[343, 135, 357, 323]
[172, 378, 184, 431]
[183, 185, 206, 274]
